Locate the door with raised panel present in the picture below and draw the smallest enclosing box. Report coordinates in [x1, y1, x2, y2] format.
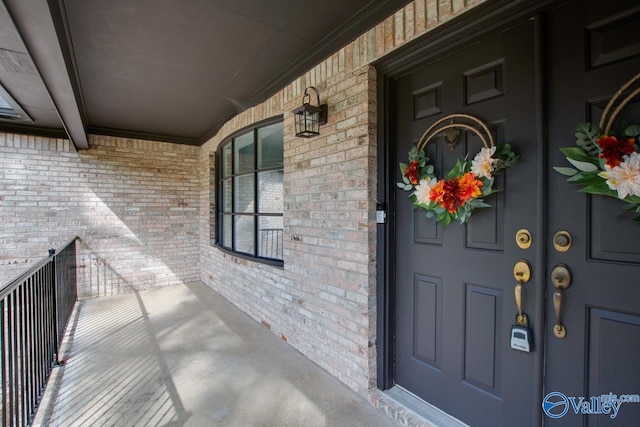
[545, 1, 640, 425]
[393, 18, 542, 427]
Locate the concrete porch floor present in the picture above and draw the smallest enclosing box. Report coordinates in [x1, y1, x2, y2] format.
[33, 281, 400, 427]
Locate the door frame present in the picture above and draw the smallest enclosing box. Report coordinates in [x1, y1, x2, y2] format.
[375, 1, 559, 424]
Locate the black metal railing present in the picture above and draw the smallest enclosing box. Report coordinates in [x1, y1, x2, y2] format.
[259, 228, 283, 260]
[0, 237, 78, 427]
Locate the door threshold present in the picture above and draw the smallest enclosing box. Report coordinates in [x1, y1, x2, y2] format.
[382, 386, 469, 427]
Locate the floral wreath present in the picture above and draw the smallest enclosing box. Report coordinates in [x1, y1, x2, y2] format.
[555, 72, 640, 221]
[397, 114, 518, 227]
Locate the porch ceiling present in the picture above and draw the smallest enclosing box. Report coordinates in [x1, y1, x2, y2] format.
[0, 0, 410, 149]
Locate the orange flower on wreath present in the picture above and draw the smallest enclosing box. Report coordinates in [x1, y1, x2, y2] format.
[429, 173, 483, 213]
[458, 172, 483, 202]
[429, 179, 445, 203]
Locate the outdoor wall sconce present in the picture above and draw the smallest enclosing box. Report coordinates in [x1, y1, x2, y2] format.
[293, 86, 327, 138]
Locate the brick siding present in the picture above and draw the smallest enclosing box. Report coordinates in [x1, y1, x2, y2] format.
[0, 134, 200, 297]
[0, 0, 485, 411]
[201, 0, 486, 398]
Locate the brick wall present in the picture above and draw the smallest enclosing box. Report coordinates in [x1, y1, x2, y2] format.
[200, 0, 486, 396]
[0, 0, 485, 403]
[0, 134, 200, 297]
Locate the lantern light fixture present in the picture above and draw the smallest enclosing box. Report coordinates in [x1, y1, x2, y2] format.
[292, 86, 327, 138]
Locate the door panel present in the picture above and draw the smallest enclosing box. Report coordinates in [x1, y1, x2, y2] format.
[464, 284, 503, 395]
[413, 275, 441, 367]
[546, 0, 640, 425]
[393, 20, 541, 427]
[464, 59, 505, 105]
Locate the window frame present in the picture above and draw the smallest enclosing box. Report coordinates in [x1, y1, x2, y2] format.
[214, 116, 284, 268]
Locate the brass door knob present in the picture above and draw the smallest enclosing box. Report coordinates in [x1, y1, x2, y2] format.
[553, 231, 572, 252]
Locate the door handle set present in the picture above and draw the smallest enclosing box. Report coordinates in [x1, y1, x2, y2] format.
[513, 260, 532, 326]
[551, 230, 573, 339]
[512, 230, 574, 340]
[551, 264, 572, 338]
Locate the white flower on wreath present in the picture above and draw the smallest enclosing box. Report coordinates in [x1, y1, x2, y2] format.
[471, 146, 497, 179]
[413, 177, 438, 205]
[598, 152, 640, 199]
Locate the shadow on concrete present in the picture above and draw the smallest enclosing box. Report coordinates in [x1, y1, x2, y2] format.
[34, 282, 398, 427]
[36, 289, 191, 426]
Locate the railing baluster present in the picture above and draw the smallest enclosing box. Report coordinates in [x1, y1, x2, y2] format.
[45, 263, 53, 369]
[34, 275, 40, 402]
[19, 281, 25, 426]
[9, 291, 16, 426]
[5, 293, 10, 427]
[22, 283, 28, 426]
[50, 252, 59, 366]
[1, 298, 6, 427]
[259, 228, 283, 260]
[37, 270, 44, 397]
[26, 275, 34, 421]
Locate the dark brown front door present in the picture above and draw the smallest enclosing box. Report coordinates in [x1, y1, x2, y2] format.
[393, 19, 542, 427]
[545, 1, 640, 425]
[390, 1, 640, 426]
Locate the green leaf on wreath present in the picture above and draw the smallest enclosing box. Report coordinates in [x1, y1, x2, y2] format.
[566, 158, 599, 172]
[624, 194, 640, 204]
[494, 143, 519, 170]
[553, 166, 578, 176]
[560, 147, 598, 164]
[624, 124, 640, 138]
[566, 172, 601, 184]
[579, 185, 618, 198]
[472, 200, 491, 209]
[575, 122, 601, 157]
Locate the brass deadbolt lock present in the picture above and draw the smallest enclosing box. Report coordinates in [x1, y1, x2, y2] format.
[515, 229, 532, 249]
[553, 231, 572, 252]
